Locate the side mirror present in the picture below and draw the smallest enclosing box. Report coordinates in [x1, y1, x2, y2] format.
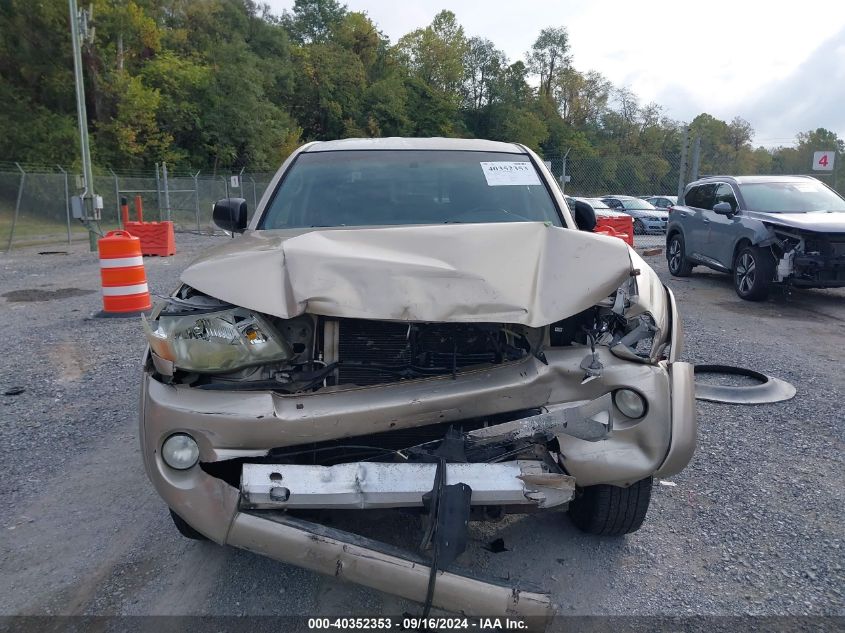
[573, 200, 597, 232]
[712, 201, 734, 216]
[213, 198, 248, 233]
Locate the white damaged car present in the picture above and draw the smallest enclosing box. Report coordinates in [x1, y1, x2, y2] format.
[140, 138, 696, 621]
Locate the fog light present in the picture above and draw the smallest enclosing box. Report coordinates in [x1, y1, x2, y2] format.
[162, 433, 199, 470]
[614, 389, 646, 419]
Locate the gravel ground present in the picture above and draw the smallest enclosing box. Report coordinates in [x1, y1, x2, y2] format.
[0, 233, 842, 625]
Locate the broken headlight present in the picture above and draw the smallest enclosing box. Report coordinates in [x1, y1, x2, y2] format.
[143, 307, 292, 373]
[610, 313, 660, 362]
[592, 271, 669, 364]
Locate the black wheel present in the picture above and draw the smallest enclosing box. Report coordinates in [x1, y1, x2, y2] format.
[169, 509, 207, 540]
[568, 477, 652, 536]
[733, 245, 774, 301]
[633, 219, 645, 235]
[667, 233, 693, 277]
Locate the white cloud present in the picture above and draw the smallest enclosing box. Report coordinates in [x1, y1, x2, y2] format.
[743, 27, 845, 145]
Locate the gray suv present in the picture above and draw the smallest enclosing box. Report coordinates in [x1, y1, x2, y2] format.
[666, 175, 845, 300]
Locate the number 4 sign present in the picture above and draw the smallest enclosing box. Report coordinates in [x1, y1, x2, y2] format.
[813, 151, 835, 171]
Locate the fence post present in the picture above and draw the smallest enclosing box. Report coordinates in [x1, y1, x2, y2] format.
[223, 176, 234, 239]
[109, 168, 121, 227]
[193, 170, 201, 234]
[249, 175, 257, 210]
[690, 136, 701, 182]
[560, 148, 570, 195]
[57, 165, 71, 243]
[162, 161, 171, 222]
[154, 162, 162, 221]
[5, 163, 26, 252]
[676, 126, 690, 200]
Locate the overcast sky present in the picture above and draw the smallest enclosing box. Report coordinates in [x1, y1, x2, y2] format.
[265, 0, 845, 146]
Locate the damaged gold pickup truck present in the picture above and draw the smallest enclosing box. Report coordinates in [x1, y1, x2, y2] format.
[140, 138, 696, 621]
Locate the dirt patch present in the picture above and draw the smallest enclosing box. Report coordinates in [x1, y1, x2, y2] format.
[47, 341, 94, 384]
[2, 288, 95, 302]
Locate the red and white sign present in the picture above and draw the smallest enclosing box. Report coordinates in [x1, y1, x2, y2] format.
[812, 151, 835, 171]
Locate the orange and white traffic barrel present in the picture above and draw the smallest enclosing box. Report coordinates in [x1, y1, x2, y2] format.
[97, 230, 152, 314]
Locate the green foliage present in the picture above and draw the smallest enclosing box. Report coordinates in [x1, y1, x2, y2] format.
[0, 0, 840, 196]
[94, 71, 176, 167]
[291, 42, 366, 139]
[282, 0, 347, 45]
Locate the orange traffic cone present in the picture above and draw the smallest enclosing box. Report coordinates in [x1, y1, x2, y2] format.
[97, 230, 152, 316]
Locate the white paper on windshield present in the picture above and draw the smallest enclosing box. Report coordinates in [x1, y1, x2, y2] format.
[480, 162, 541, 186]
[793, 183, 820, 193]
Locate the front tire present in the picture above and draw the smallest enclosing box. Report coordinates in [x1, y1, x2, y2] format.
[733, 245, 774, 301]
[568, 477, 652, 536]
[633, 219, 645, 235]
[667, 233, 693, 277]
[169, 509, 208, 540]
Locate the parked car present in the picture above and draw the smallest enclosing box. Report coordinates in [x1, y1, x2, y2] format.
[601, 195, 668, 234]
[568, 197, 634, 245]
[140, 138, 695, 618]
[666, 175, 845, 300]
[570, 196, 624, 217]
[644, 195, 678, 210]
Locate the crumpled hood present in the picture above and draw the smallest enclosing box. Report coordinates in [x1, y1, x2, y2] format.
[745, 210, 845, 233]
[180, 223, 635, 327]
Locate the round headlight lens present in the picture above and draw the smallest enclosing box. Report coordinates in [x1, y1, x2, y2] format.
[162, 433, 200, 470]
[614, 389, 646, 419]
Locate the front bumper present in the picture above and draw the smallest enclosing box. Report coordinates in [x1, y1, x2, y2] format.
[791, 253, 845, 287]
[139, 281, 695, 619]
[139, 349, 695, 618]
[641, 218, 668, 233]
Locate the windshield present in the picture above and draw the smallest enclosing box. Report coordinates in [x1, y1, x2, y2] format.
[260, 150, 562, 229]
[738, 181, 845, 212]
[620, 199, 656, 211]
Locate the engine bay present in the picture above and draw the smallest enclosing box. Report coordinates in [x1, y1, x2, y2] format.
[145, 278, 665, 393]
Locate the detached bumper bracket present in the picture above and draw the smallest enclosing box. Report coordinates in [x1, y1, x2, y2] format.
[420, 455, 473, 617]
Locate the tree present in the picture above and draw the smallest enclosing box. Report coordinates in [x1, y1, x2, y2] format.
[396, 10, 468, 99]
[290, 42, 367, 139]
[527, 27, 571, 97]
[334, 12, 385, 74]
[394, 11, 468, 135]
[282, 0, 347, 44]
[550, 68, 611, 128]
[0, 0, 838, 184]
[462, 37, 505, 111]
[796, 128, 844, 155]
[780, 128, 844, 179]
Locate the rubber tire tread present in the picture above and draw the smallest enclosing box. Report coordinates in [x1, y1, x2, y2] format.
[568, 477, 653, 536]
[169, 509, 208, 541]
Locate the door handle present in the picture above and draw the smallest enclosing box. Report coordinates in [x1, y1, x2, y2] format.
[702, 218, 710, 224]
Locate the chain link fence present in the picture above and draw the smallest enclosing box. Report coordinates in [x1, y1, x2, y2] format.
[544, 151, 683, 249]
[2, 153, 692, 252]
[0, 162, 275, 251]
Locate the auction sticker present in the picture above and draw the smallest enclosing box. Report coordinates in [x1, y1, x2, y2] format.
[480, 162, 541, 186]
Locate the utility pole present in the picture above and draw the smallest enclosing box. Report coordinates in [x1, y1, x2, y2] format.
[690, 136, 702, 182]
[676, 126, 690, 200]
[560, 148, 571, 195]
[69, 0, 102, 250]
